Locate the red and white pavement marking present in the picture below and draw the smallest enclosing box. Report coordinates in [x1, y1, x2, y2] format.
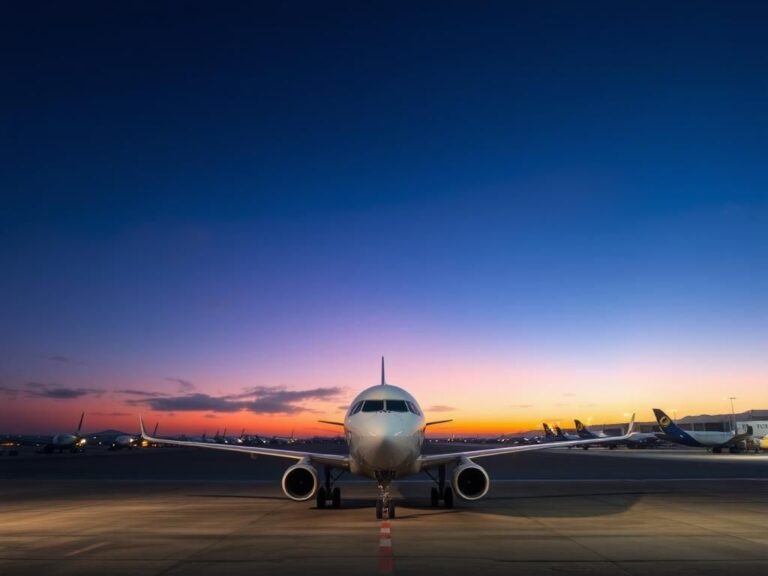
[378, 520, 393, 574]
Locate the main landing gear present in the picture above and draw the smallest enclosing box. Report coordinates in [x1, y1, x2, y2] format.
[316, 466, 344, 509]
[375, 471, 396, 520]
[426, 465, 454, 508]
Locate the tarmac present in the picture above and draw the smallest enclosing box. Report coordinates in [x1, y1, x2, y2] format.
[2, 444, 768, 575]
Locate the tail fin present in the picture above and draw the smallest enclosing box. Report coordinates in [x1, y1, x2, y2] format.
[652, 408, 676, 431]
[76, 412, 85, 434]
[652, 409, 697, 445]
[574, 419, 595, 439]
[543, 423, 555, 438]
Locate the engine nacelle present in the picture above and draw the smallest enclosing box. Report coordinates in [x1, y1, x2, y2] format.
[281, 461, 318, 501]
[452, 459, 490, 501]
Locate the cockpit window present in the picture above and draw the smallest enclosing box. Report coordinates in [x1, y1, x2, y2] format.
[361, 400, 385, 412]
[385, 400, 408, 412]
[351, 401, 364, 414]
[406, 401, 421, 415]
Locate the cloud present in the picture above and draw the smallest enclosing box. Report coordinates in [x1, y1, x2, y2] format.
[92, 411, 131, 417]
[203, 413, 219, 419]
[128, 386, 343, 415]
[337, 405, 349, 411]
[426, 405, 455, 412]
[166, 378, 195, 392]
[0, 385, 19, 398]
[24, 382, 103, 399]
[116, 389, 166, 397]
[510, 404, 534, 409]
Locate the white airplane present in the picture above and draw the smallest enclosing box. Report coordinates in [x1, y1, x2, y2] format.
[44, 412, 87, 453]
[140, 359, 635, 519]
[653, 408, 755, 453]
[111, 423, 158, 450]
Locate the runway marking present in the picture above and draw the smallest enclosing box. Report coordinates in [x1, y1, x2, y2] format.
[379, 520, 393, 574]
[65, 541, 108, 557]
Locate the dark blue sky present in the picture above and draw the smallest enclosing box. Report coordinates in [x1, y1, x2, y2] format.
[1, 1, 767, 432]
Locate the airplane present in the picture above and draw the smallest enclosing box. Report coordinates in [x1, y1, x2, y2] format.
[554, 425, 580, 441]
[111, 423, 158, 450]
[43, 412, 87, 453]
[542, 423, 572, 442]
[139, 358, 635, 519]
[575, 418, 662, 449]
[653, 408, 754, 453]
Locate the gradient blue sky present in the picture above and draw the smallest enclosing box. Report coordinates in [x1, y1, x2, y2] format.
[1, 1, 766, 434]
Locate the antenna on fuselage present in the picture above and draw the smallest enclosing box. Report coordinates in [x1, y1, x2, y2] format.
[381, 356, 386, 385]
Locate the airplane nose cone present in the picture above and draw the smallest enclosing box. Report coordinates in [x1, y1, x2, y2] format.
[357, 417, 415, 469]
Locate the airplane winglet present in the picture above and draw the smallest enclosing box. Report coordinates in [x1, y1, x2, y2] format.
[627, 413, 636, 435]
[139, 415, 148, 439]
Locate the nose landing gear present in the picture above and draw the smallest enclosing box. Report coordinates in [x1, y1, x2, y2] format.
[375, 471, 396, 519]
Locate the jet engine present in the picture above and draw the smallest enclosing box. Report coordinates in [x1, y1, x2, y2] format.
[452, 458, 490, 500]
[281, 461, 318, 501]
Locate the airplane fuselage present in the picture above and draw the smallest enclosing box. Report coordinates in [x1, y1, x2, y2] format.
[344, 384, 425, 478]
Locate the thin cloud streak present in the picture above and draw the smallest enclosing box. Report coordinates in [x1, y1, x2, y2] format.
[128, 386, 343, 415]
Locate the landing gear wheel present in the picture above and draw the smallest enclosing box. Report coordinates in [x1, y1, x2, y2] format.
[443, 486, 454, 508]
[331, 487, 341, 508]
[430, 486, 439, 507]
[388, 501, 396, 519]
[375, 499, 383, 519]
[316, 486, 327, 509]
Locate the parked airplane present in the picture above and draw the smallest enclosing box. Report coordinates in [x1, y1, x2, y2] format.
[542, 423, 563, 441]
[653, 408, 754, 453]
[554, 425, 580, 441]
[44, 412, 87, 453]
[111, 423, 158, 450]
[140, 359, 635, 519]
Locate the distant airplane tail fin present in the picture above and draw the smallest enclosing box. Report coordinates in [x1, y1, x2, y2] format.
[76, 411, 85, 435]
[627, 413, 636, 435]
[381, 356, 386, 385]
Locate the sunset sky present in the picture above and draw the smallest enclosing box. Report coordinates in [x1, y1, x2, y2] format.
[1, 1, 766, 436]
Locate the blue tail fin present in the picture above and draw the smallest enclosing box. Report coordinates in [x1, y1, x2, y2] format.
[574, 419, 596, 439]
[652, 408, 700, 446]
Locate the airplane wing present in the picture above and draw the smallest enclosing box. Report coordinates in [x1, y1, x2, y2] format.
[419, 414, 635, 469]
[139, 416, 349, 469]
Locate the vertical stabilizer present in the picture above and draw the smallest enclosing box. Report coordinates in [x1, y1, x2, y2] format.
[76, 412, 85, 434]
[381, 356, 386, 385]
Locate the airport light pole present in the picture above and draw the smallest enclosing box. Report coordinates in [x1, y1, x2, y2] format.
[729, 397, 737, 434]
